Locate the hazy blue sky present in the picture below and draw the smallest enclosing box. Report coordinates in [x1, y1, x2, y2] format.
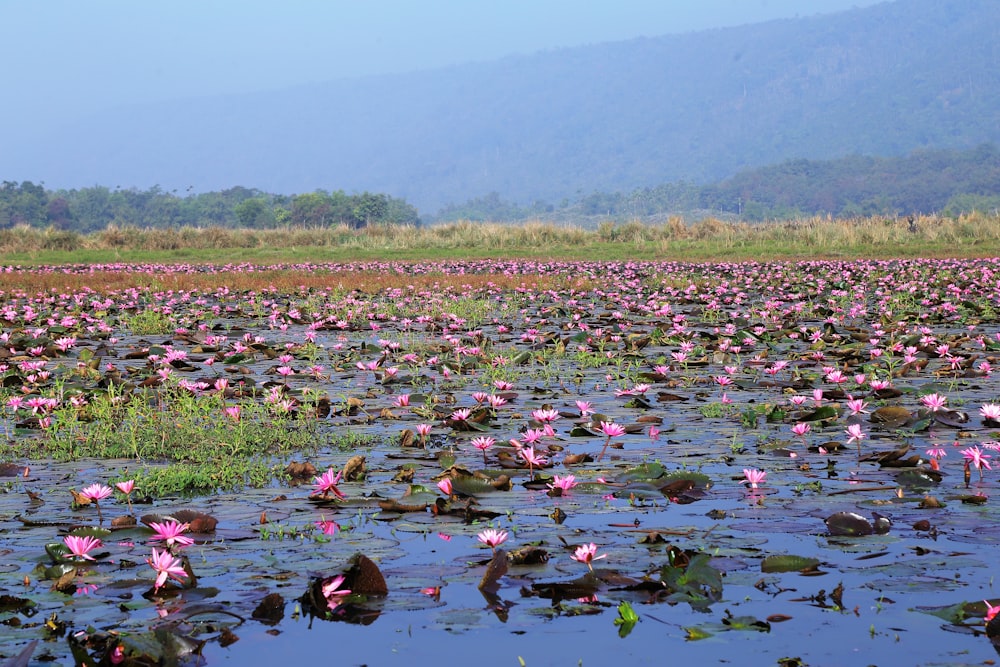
[1, 0, 883, 130]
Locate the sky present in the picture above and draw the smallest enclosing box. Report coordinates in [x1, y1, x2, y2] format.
[1, 0, 883, 132]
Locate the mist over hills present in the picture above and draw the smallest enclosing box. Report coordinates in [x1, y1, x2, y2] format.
[4, 0, 998, 215]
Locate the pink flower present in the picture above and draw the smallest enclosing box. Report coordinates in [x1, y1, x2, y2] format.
[312, 467, 346, 500]
[315, 519, 340, 535]
[449, 408, 472, 422]
[845, 398, 869, 415]
[522, 428, 545, 445]
[149, 520, 195, 549]
[575, 400, 593, 416]
[472, 436, 495, 463]
[570, 543, 607, 571]
[599, 421, 626, 438]
[845, 423, 866, 444]
[791, 422, 811, 437]
[530, 408, 560, 423]
[437, 478, 453, 496]
[486, 394, 507, 409]
[147, 548, 188, 591]
[477, 527, 509, 552]
[63, 534, 103, 561]
[985, 600, 1000, 624]
[80, 483, 113, 502]
[321, 574, 352, 611]
[741, 468, 767, 489]
[115, 480, 135, 495]
[519, 446, 547, 479]
[393, 394, 410, 408]
[549, 474, 578, 492]
[962, 446, 992, 479]
[597, 421, 626, 461]
[416, 423, 433, 438]
[920, 393, 948, 412]
[825, 370, 847, 384]
[980, 404, 1000, 421]
[223, 405, 241, 421]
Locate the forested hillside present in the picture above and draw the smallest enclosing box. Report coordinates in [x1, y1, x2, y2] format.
[437, 144, 1000, 222]
[2, 0, 997, 211]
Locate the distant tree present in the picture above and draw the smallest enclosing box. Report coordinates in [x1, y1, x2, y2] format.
[290, 192, 334, 226]
[351, 192, 389, 228]
[234, 197, 273, 227]
[46, 197, 73, 228]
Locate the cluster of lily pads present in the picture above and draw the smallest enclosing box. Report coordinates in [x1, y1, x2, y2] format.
[1, 257, 1000, 664]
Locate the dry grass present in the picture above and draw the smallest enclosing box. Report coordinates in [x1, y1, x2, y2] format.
[1, 211, 999, 260]
[0, 268, 596, 295]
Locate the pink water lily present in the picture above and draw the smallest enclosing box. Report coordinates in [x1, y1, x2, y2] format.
[597, 421, 626, 461]
[315, 519, 340, 536]
[149, 520, 194, 549]
[845, 423, 867, 455]
[147, 548, 187, 591]
[519, 446, 547, 479]
[980, 404, 1000, 421]
[115, 479, 135, 514]
[471, 435, 496, 463]
[63, 534, 103, 561]
[79, 483, 114, 523]
[741, 468, 767, 489]
[312, 467, 346, 500]
[321, 574, 352, 611]
[920, 393, 948, 412]
[570, 543, 606, 571]
[985, 600, 1000, 624]
[962, 445, 992, 481]
[477, 528, 509, 554]
[791, 422, 810, 437]
[549, 474, 578, 492]
[80, 483, 113, 502]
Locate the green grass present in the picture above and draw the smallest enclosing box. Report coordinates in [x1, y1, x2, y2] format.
[6, 239, 998, 266]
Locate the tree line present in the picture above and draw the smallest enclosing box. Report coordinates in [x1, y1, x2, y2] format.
[436, 144, 1000, 223]
[0, 184, 420, 232]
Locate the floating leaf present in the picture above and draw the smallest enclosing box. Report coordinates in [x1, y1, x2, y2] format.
[614, 600, 639, 638]
[870, 406, 911, 429]
[824, 511, 873, 537]
[801, 406, 839, 422]
[346, 553, 388, 596]
[722, 611, 771, 632]
[761, 555, 821, 573]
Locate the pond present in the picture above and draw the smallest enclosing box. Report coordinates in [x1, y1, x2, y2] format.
[0, 258, 999, 666]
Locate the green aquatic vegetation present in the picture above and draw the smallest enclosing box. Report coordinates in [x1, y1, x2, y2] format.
[130, 459, 282, 496]
[120, 309, 175, 335]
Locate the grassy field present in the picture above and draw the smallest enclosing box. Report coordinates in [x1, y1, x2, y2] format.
[1, 212, 999, 265]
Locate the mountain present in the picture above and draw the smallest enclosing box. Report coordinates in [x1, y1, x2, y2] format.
[3, 0, 999, 213]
